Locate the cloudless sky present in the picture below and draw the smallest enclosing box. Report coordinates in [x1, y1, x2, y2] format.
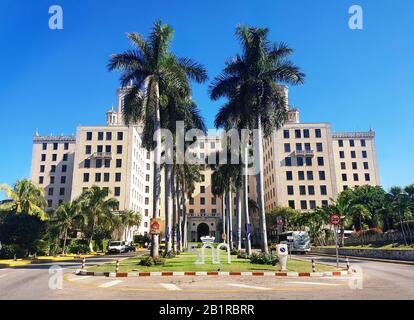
[0, 0, 413, 199]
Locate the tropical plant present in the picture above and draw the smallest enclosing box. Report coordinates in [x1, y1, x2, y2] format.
[114, 210, 142, 242]
[79, 186, 119, 252]
[108, 20, 207, 257]
[209, 26, 305, 253]
[0, 179, 47, 220]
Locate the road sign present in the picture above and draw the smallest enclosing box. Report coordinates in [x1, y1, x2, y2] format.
[330, 213, 341, 225]
[149, 218, 161, 235]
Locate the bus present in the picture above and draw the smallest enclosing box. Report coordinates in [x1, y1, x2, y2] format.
[279, 231, 311, 254]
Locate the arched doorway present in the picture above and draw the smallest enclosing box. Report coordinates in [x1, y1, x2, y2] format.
[197, 223, 210, 242]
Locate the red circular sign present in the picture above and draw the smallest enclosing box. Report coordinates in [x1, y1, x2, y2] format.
[330, 214, 341, 225]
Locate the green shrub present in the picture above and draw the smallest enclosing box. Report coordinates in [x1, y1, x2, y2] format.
[162, 251, 176, 259]
[0, 244, 26, 259]
[250, 252, 278, 265]
[153, 257, 166, 265]
[230, 249, 239, 256]
[139, 256, 154, 266]
[66, 240, 90, 254]
[237, 252, 250, 259]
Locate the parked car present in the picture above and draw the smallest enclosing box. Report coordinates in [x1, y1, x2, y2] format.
[125, 243, 136, 252]
[107, 241, 126, 254]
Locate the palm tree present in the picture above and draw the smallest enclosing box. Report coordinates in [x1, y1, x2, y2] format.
[117, 210, 142, 242]
[108, 20, 207, 257]
[51, 201, 83, 254]
[0, 179, 47, 220]
[79, 186, 119, 252]
[210, 26, 305, 253]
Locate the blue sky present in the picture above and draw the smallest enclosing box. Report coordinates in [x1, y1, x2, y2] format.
[0, 0, 413, 198]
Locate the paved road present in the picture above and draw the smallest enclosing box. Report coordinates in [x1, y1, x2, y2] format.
[0, 253, 413, 300]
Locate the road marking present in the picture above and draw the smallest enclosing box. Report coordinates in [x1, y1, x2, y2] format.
[287, 281, 340, 286]
[99, 280, 123, 288]
[69, 276, 93, 282]
[0, 275, 6, 279]
[227, 283, 271, 290]
[160, 283, 182, 291]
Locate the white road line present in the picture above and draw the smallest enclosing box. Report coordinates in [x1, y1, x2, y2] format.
[69, 276, 93, 282]
[160, 283, 182, 291]
[98, 280, 123, 288]
[227, 283, 271, 291]
[287, 281, 340, 286]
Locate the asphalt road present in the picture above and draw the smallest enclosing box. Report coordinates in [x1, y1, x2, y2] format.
[0, 253, 413, 300]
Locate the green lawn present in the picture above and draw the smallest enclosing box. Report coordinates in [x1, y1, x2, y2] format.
[88, 250, 339, 273]
[319, 243, 414, 250]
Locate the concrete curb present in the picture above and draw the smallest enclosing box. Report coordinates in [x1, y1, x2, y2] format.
[75, 269, 353, 278]
[309, 252, 414, 266]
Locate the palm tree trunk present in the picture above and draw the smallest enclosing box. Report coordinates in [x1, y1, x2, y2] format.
[255, 117, 269, 253]
[89, 222, 95, 253]
[236, 190, 242, 251]
[177, 183, 182, 252]
[243, 145, 252, 255]
[222, 192, 226, 243]
[182, 187, 188, 249]
[151, 80, 161, 258]
[62, 227, 68, 255]
[171, 171, 177, 253]
[164, 164, 173, 253]
[228, 189, 233, 250]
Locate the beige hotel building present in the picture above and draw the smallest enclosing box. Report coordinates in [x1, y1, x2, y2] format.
[30, 87, 380, 243]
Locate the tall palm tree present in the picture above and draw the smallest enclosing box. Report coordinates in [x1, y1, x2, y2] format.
[210, 26, 305, 253]
[51, 201, 83, 254]
[0, 179, 47, 220]
[108, 20, 207, 257]
[116, 210, 142, 242]
[79, 186, 119, 252]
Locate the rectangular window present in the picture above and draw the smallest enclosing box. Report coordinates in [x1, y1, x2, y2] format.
[200, 142, 205, 149]
[296, 143, 302, 151]
[363, 162, 369, 170]
[48, 188, 54, 196]
[303, 129, 310, 138]
[341, 162, 346, 170]
[40, 165, 45, 173]
[97, 145, 103, 153]
[299, 185, 306, 195]
[145, 186, 149, 193]
[64, 143, 69, 150]
[284, 143, 291, 153]
[59, 188, 65, 196]
[95, 173, 101, 182]
[104, 173, 110, 182]
[304, 143, 311, 151]
[351, 151, 356, 158]
[114, 187, 121, 196]
[106, 132, 112, 141]
[146, 174, 150, 182]
[285, 157, 292, 166]
[286, 171, 293, 180]
[283, 130, 290, 139]
[310, 200, 316, 210]
[319, 171, 326, 180]
[287, 186, 294, 195]
[300, 200, 307, 210]
[308, 186, 315, 195]
[365, 173, 370, 181]
[295, 129, 301, 139]
[39, 176, 44, 184]
[307, 171, 314, 180]
[50, 176, 55, 184]
[316, 143, 323, 152]
[117, 145, 123, 154]
[189, 198, 194, 205]
[361, 139, 366, 147]
[305, 157, 312, 166]
[52, 154, 57, 162]
[116, 159, 122, 168]
[320, 185, 327, 195]
[85, 145, 92, 154]
[211, 197, 216, 205]
[322, 200, 329, 207]
[339, 151, 345, 159]
[350, 140, 355, 147]
[288, 200, 295, 209]
[298, 171, 305, 180]
[115, 173, 121, 182]
[353, 173, 359, 181]
[317, 157, 324, 166]
[338, 140, 344, 147]
[96, 159, 102, 168]
[352, 162, 358, 170]
[84, 159, 91, 168]
[42, 143, 47, 150]
[53, 143, 58, 150]
[104, 159, 111, 168]
[63, 153, 68, 161]
[98, 132, 104, 140]
[342, 174, 347, 181]
[297, 157, 304, 166]
[51, 165, 56, 173]
[41, 154, 46, 162]
[86, 132, 92, 141]
[200, 186, 205, 193]
[47, 200, 53, 207]
[315, 129, 322, 138]
[83, 173, 89, 182]
[117, 132, 124, 141]
[61, 176, 66, 184]
[362, 151, 367, 158]
[105, 145, 111, 153]
[200, 197, 205, 205]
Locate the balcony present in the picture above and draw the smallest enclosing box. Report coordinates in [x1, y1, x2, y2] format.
[91, 152, 113, 159]
[293, 149, 314, 157]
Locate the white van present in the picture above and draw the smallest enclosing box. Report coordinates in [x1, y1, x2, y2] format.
[107, 241, 126, 254]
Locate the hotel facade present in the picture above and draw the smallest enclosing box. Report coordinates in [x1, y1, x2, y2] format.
[30, 88, 380, 243]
